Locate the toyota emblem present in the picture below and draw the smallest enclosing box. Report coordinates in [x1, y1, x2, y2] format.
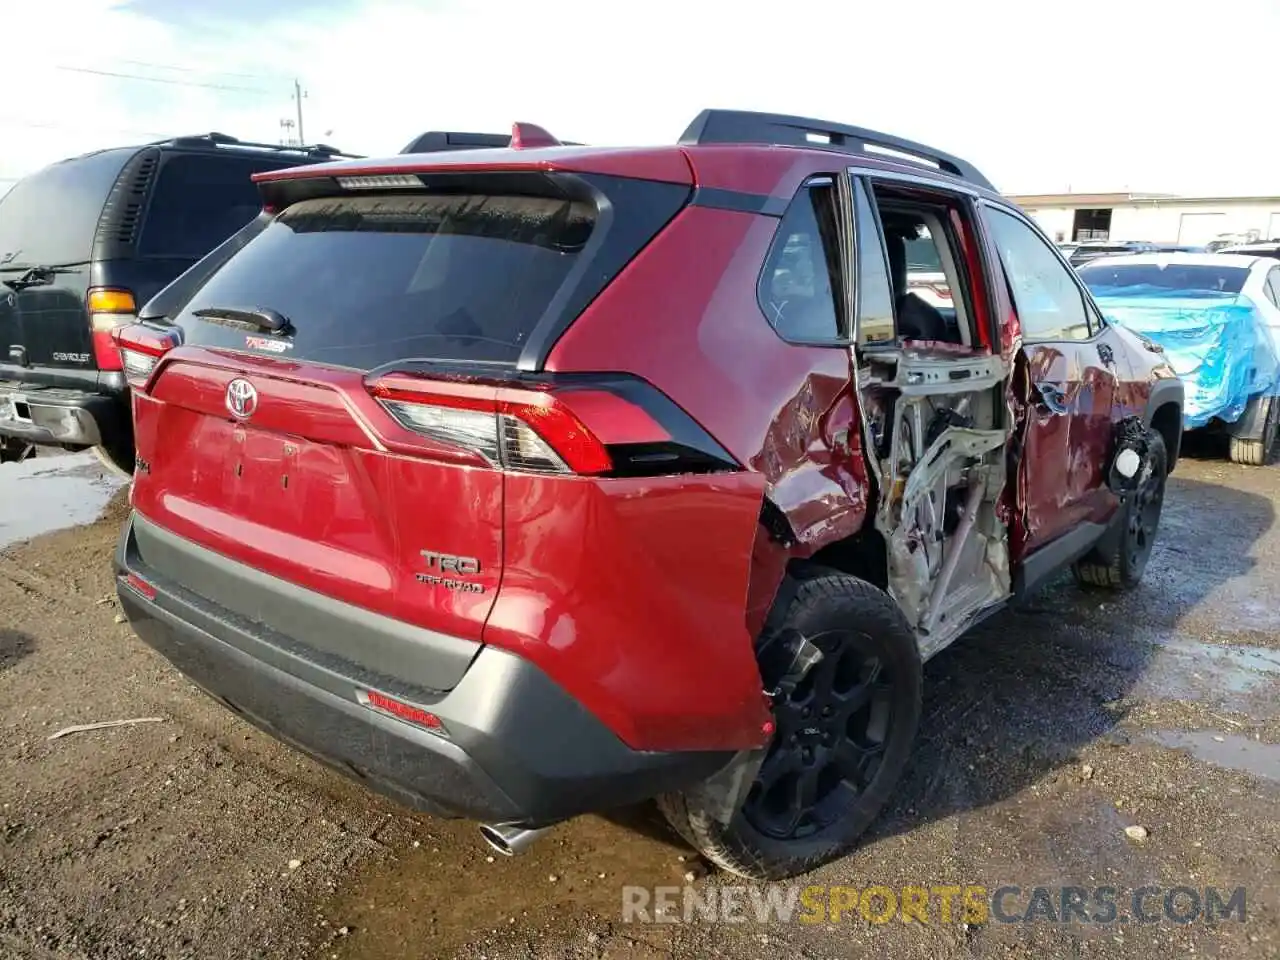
[225, 378, 258, 419]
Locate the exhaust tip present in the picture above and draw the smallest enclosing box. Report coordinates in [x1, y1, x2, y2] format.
[479, 823, 517, 856]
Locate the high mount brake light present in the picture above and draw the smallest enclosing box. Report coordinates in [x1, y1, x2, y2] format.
[337, 174, 425, 190]
[368, 378, 615, 475]
[88, 288, 138, 371]
[112, 323, 181, 390]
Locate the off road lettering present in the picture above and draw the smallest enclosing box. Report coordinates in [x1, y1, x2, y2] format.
[415, 572, 484, 593]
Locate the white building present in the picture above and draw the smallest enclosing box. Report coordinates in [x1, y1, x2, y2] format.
[1008, 192, 1280, 247]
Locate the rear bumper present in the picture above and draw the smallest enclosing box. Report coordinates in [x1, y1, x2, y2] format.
[114, 511, 731, 825]
[0, 379, 124, 447]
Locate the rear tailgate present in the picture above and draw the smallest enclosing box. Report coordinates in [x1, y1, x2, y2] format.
[128, 174, 690, 692]
[0, 148, 135, 374]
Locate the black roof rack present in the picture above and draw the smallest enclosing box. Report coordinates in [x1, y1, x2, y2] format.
[678, 109, 994, 191]
[400, 131, 512, 154]
[399, 129, 586, 155]
[156, 132, 362, 160]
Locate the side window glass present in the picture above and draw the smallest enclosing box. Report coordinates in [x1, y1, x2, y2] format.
[853, 180, 895, 345]
[1265, 270, 1280, 307]
[138, 155, 278, 261]
[757, 182, 844, 342]
[984, 206, 1091, 341]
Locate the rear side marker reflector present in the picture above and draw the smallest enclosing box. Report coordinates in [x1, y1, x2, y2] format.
[119, 572, 157, 601]
[356, 689, 447, 734]
[336, 174, 424, 190]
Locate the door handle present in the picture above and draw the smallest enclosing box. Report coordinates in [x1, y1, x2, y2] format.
[1097, 342, 1115, 366]
[1034, 381, 1069, 415]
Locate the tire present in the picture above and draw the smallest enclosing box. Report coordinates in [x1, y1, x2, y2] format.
[0, 437, 35, 464]
[1073, 431, 1168, 590]
[1228, 396, 1278, 466]
[658, 574, 923, 880]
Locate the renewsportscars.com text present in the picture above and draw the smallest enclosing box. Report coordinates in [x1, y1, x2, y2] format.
[621, 884, 1247, 926]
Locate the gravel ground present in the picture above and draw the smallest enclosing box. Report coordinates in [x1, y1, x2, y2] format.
[0, 446, 1276, 960]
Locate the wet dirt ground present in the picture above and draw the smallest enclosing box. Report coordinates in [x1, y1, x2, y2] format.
[0, 446, 1277, 959]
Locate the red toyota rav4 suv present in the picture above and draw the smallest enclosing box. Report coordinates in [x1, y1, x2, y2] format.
[112, 111, 1183, 880]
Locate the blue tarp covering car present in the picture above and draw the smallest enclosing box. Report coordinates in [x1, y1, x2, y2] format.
[1079, 260, 1280, 430]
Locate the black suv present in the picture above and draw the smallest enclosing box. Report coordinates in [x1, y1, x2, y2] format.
[0, 133, 358, 471]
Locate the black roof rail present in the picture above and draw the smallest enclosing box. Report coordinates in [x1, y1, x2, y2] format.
[678, 109, 994, 192]
[155, 132, 362, 159]
[400, 128, 586, 154]
[400, 131, 512, 154]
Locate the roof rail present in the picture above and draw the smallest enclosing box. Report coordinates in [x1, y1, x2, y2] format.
[400, 131, 512, 154]
[678, 109, 994, 191]
[400, 124, 584, 155]
[157, 132, 362, 159]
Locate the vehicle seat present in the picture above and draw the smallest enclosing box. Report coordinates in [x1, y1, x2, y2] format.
[885, 233, 950, 342]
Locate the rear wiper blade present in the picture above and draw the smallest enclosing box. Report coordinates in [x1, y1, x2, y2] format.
[0, 264, 83, 291]
[0, 260, 87, 273]
[192, 306, 293, 334]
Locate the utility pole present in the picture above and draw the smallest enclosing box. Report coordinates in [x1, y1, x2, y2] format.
[293, 79, 307, 145]
[279, 118, 296, 146]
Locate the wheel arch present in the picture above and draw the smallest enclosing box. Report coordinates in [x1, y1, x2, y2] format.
[1144, 378, 1183, 474]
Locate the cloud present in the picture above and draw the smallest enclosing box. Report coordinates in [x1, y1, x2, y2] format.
[2, 0, 1279, 196]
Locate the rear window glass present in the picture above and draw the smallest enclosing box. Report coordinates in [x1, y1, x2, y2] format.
[1080, 262, 1248, 295]
[138, 154, 291, 259]
[0, 148, 134, 266]
[904, 233, 943, 272]
[177, 193, 595, 368]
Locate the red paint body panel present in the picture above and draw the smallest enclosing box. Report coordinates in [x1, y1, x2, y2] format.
[486, 471, 772, 751]
[130, 344, 776, 751]
[546, 206, 868, 551]
[131, 352, 504, 644]
[681, 146, 835, 199]
[546, 201, 868, 704]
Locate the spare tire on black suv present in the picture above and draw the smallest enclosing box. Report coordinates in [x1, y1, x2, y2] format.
[0, 134, 360, 473]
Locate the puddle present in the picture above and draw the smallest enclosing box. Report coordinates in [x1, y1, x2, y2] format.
[1147, 730, 1280, 782]
[0, 452, 128, 549]
[1130, 636, 1280, 716]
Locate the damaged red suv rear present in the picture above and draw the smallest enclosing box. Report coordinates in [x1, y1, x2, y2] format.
[112, 111, 1183, 880]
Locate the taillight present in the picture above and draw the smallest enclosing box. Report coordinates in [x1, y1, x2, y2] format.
[111, 322, 181, 390]
[88, 288, 138, 370]
[366, 372, 741, 478]
[370, 378, 614, 475]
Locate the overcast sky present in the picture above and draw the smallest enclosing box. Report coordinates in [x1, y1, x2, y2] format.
[2, 0, 1276, 197]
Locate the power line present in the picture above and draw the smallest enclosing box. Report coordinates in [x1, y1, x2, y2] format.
[0, 115, 171, 139]
[112, 58, 292, 83]
[55, 64, 270, 95]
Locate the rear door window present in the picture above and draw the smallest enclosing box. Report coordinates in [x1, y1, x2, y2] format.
[138, 154, 292, 259]
[176, 193, 596, 368]
[0, 148, 134, 266]
[757, 181, 846, 343]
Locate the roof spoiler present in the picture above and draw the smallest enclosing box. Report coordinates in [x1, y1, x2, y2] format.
[678, 109, 994, 191]
[400, 122, 582, 154]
